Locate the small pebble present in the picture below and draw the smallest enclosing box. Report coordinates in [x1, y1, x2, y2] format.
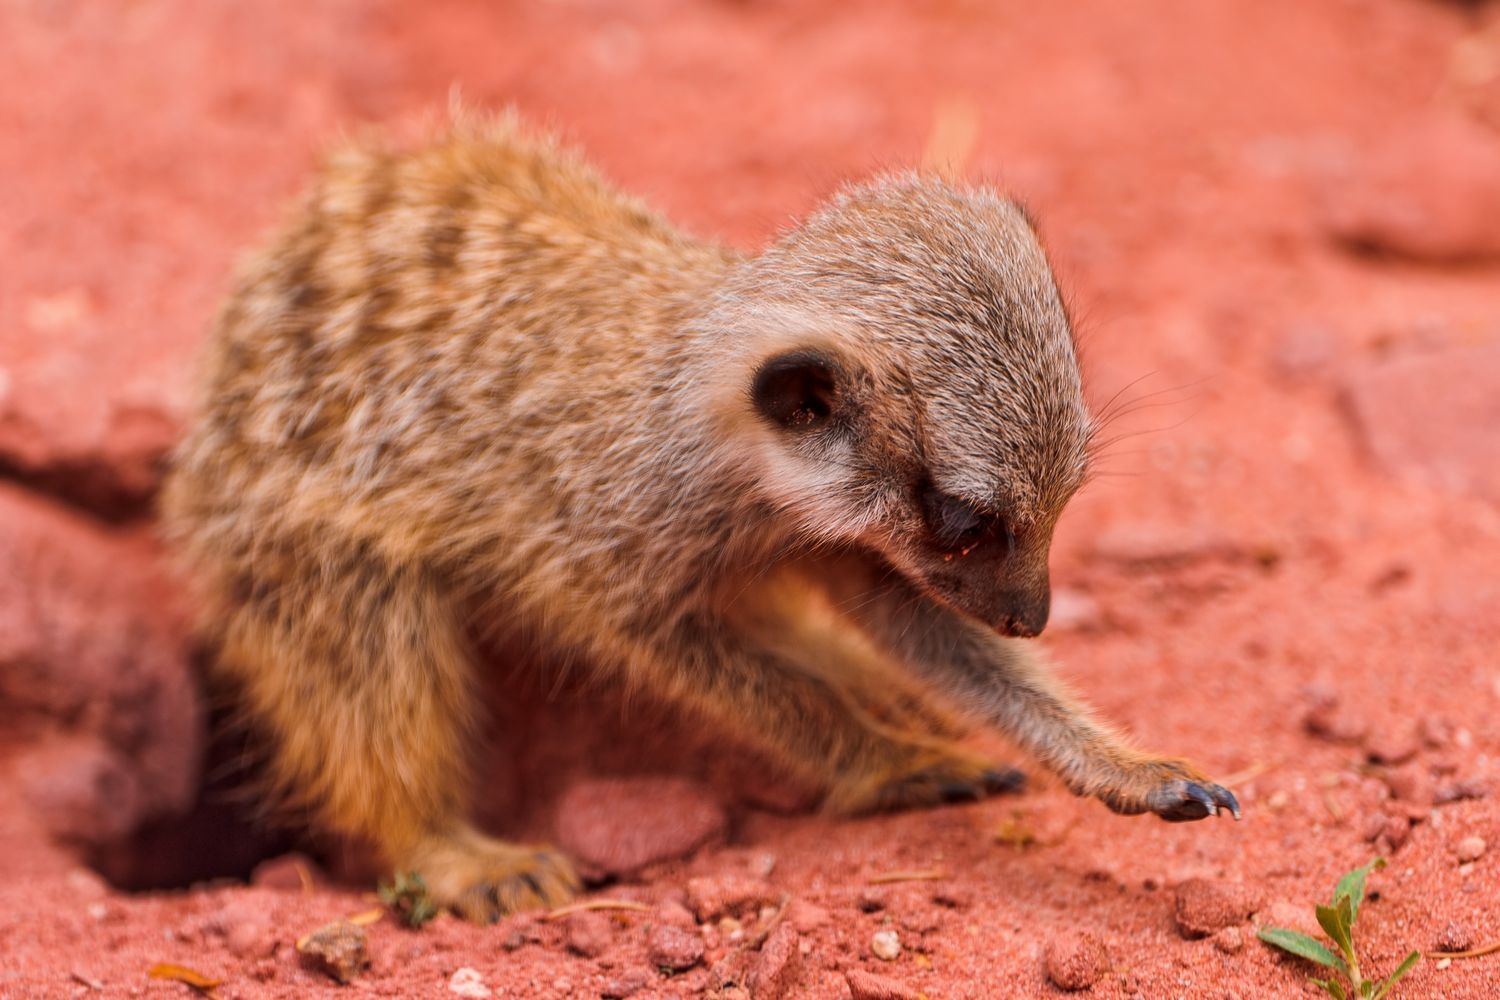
[1435, 921, 1474, 953]
[448, 967, 491, 998]
[1455, 835, 1487, 863]
[1044, 930, 1108, 991]
[1212, 926, 1245, 954]
[1365, 731, 1418, 766]
[870, 928, 902, 961]
[296, 920, 369, 984]
[648, 923, 704, 971]
[1382, 763, 1435, 807]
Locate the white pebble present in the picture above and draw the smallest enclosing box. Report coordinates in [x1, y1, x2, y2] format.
[449, 967, 492, 998]
[1456, 835, 1487, 863]
[871, 928, 902, 961]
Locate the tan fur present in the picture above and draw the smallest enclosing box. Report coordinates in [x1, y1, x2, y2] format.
[162, 113, 1236, 923]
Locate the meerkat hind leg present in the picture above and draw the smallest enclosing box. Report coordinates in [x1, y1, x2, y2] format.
[217, 547, 578, 922]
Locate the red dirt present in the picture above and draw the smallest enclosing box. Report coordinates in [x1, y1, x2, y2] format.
[4, 1, 1500, 997]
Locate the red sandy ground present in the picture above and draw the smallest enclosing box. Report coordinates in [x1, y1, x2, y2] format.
[3, 1, 1500, 997]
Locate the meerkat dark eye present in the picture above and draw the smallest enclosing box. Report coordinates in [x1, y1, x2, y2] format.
[919, 482, 1006, 554]
[751, 350, 841, 432]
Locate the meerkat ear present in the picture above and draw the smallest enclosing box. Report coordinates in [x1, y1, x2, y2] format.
[751, 349, 844, 432]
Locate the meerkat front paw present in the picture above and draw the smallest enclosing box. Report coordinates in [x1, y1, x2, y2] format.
[1097, 756, 1241, 823]
[403, 828, 580, 923]
[825, 746, 1025, 815]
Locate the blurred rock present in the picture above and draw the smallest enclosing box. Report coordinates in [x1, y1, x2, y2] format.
[554, 776, 726, 878]
[1435, 921, 1474, 953]
[747, 922, 801, 998]
[1322, 113, 1500, 263]
[647, 923, 704, 971]
[1173, 879, 1259, 937]
[563, 910, 612, 958]
[846, 969, 921, 1000]
[297, 920, 369, 984]
[1364, 731, 1418, 766]
[1381, 763, 1435, 808]
[1342, 343, 1500, 505]
[1044, 929, 1108, 991]
[1455, 835, 1486, 863]
[0, 485, 201, 854]
[685, 874, 776, 921]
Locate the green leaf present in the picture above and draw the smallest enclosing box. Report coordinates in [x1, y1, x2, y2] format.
[1360, 980, 1375, 998]
[1311, 979, 1348, 1000]
[1317, 903, 1354, 961]
[1259, 927, 1347, 971]
[1333, 858, 1386, 925]
[1372, 951, 1421, 1000]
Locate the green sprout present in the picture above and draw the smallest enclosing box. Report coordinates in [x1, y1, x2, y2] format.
[378, 871, 438, 928]
[1257, 858, 1420, 999]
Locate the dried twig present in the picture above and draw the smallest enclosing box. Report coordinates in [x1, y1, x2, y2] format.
[543, 899, 651, 921]
[1427, 940, 1500, 960]
[867, 868, 946, 885]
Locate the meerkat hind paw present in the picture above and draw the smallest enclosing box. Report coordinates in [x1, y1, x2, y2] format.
[846, 757, 1026, 814]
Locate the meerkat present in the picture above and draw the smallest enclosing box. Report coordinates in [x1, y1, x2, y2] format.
[161, 114, 1239, 923]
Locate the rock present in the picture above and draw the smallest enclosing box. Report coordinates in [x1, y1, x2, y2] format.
[747, 922, 801, 998]
[655, 898, 698, 927]
[448, 967, 491, 998]
[1321, 113, 1500, 264]
[296, 920, 369, 984]
[786, 899, 829, 933]
[1212, 926, 1245, 954]
[1382, 763, 1435, 808]
[1436, 780, 1489, 805]
[554, 776, 726, 878]
[846, 969, 921, 1000]
[563, 910, 613, 958]
[12, 736, 142, 844]
[1364, 732, 1418, 766]
[1303, 700, 1368, 745]
[1173, 879, 1259, 938]
[1435, 921, 1474, 953]
[1455, 835, 1487, 863]
[870, 928, 901, 961]
[1342, 343, 1500, 505]
[0, 486, 201, 850]
[685, 874, 776, 921]
[1379, 816, 1412, 851]
[600, 969, 650, 998]
[647, 924, 704, 971]
[600, 970, 650, 998]
[1044, 930, 1108, 991]
[251, 853, 320, 891]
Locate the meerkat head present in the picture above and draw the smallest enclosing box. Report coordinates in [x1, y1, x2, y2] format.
[706, 175, 1091, 637]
